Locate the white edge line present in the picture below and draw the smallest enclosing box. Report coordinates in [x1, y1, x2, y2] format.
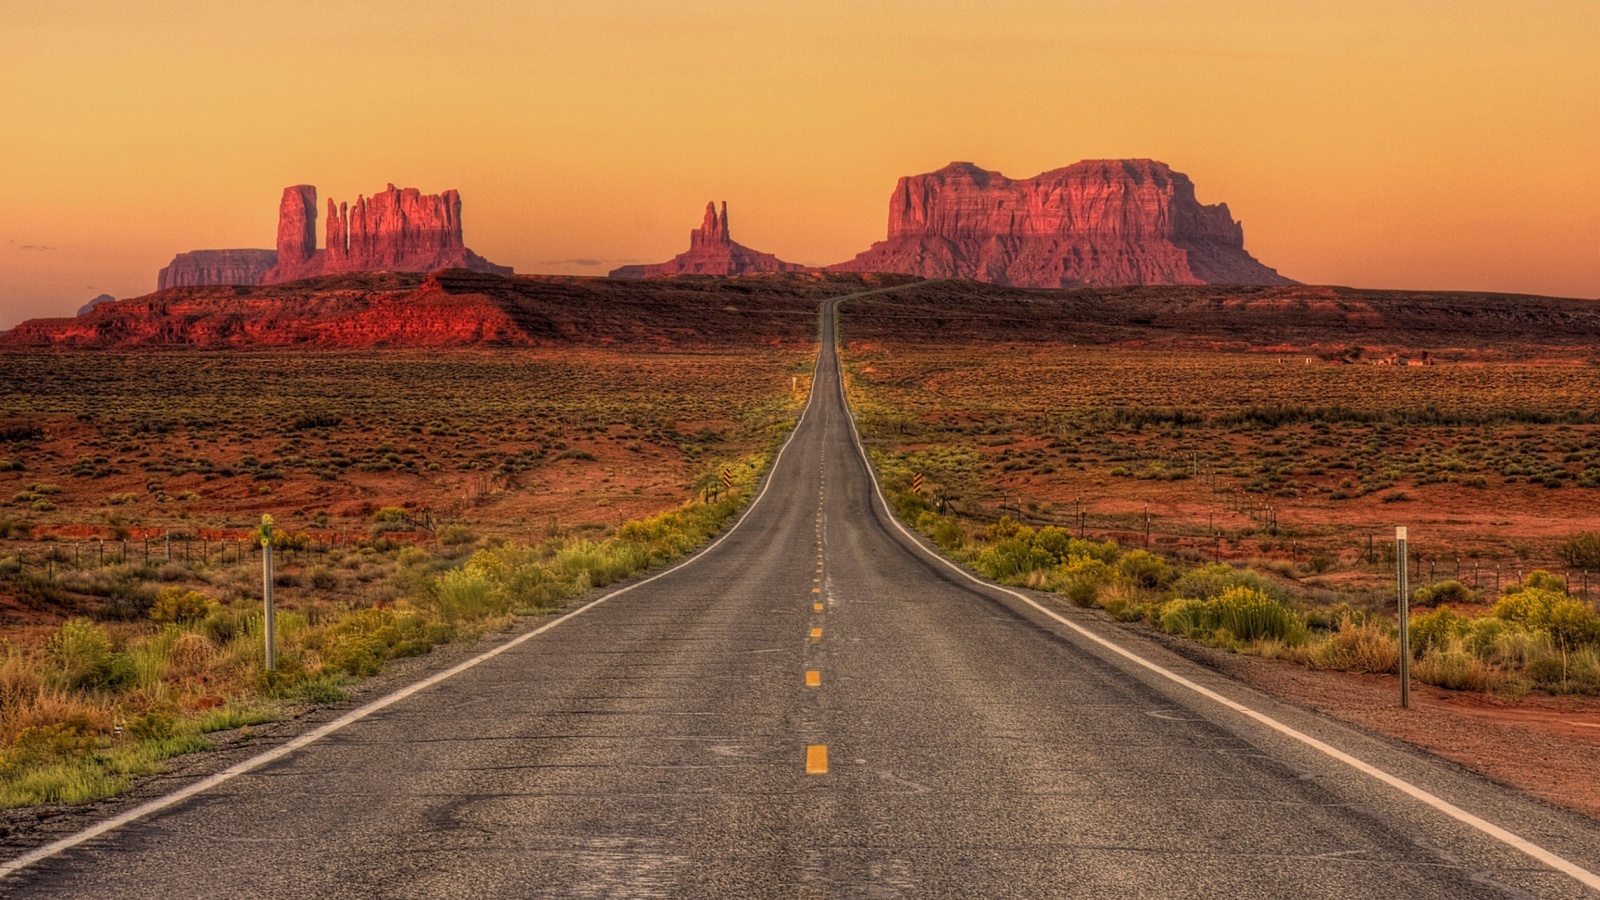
[0, 316, 835, 880]
[827, 298, 1600, 893]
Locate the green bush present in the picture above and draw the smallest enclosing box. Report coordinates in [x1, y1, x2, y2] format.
[1312, 615, 1398, 673]
[148, 587, 215, 624]
[1410, 606, 1472, 654]
[371, 507, 413, 533]
[1412, 579, 1478, 607]
[1211, 586, 1306, 644]
[975, 537, 1055, 582]
[437, 524, 475, 546]
[1116, 550, 1171, 590]
[319, 608, 440, 676]
[1549, 598, 1600, 648]
[1492, 585, 1565, 629]
[1557, 532, 1600, 570]
[1172, 563, 1288, 603]
[915, 512, 965, 552]
[48, 619, 124, 691]
[1056, 556, 1110, 607]
[1159, 599, 1209, 638]
[431, 566, 511, 623]
[1415, 639, 1498, 691]
[1156, 588, 1305, 646]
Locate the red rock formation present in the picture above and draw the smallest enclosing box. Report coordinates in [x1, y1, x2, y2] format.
[610, 202, 810, 278]
[270, 185, 320, 282]
[2, 271, 866, 349]
[151, 184, 513, 288]
[156, 250, 278, 290]
[833, 160, 1293, 287]
[76, 294, 117, 316]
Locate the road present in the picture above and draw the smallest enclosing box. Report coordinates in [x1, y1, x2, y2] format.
[4, 292, 1600, 898]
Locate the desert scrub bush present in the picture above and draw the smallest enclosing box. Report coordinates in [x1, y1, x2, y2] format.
[1414, 638, 1500, 692]
[1491, 573, 1570, 630]
[1116, 550, 1172, 591]
[914, 511, 966, 552]
[1054, 556, 1112, 607]
[975, 535, 1056, 582]
[307, 566, 339, 590]
[1411, 579, 1479, 607]
[48, 619, 133, 692]
[1557, 532, 1600, 570]
[1409, 606, 1473, 653]
[317, 608, 446, 677]
[1171, 563, 1289, 604]
[430, 566, 514, 623]
[1157, 587, 1307, 647]
[371, 506, 414, 533]
[437, 524, 475, 546]
[148, 587, 215, 624]
[1312, 614, 1399, 674]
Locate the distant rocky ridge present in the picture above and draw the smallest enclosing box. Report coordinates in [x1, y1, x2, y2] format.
[832, 160, 1293, 288]
[610, 202, 809, 278]
[9, 275, 1599, 354]
[154, 184, 510, 290]
[157, 250, 278, 290]
[75, 294, 117, 317]
[5, 271, 891, 350]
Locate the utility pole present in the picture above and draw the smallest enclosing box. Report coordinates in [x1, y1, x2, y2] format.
[260, 515, 276, 672]
[1397, 526, 1411, 709]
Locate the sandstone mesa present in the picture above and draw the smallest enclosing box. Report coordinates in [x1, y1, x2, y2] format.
[157, 250, 279, 291]
[831, 159, 1293, 288]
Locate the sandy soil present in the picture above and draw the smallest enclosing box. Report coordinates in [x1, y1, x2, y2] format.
[1140, 624, 1600, 820]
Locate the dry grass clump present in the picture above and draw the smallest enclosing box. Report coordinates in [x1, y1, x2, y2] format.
[1311, 615, 1399, 674]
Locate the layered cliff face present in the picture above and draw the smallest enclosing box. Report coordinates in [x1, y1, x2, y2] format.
[156, 250, 279, 290]
[610, 202, 810, 278]
[262, 184, 511, 284]
[833, 160, 1293, 288]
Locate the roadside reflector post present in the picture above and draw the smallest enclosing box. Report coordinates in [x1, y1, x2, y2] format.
[1397, 526, 1410, 709]
[260, 515, 276, 672]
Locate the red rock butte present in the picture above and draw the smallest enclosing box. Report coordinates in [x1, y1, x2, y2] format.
[154, 184, 510, 290]
[609, 202, 810, 278]
[831, 159, 1294, 288]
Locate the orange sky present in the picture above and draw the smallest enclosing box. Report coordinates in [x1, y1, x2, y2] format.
[2, 0, 1596, 328]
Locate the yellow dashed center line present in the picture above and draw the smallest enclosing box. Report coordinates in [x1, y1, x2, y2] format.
[810, 627, 823, 640]
[806, 744, 828, 775]
[806, 670, 821, 687]
[813, 602, 824, 613]
[811, 587, 821, 594]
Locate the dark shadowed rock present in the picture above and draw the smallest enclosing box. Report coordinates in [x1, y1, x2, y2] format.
[75, 294, 117, 316]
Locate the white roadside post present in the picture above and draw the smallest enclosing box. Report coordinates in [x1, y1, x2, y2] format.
[260, 514, 276, 672]
[1397, 525, 1410, 709]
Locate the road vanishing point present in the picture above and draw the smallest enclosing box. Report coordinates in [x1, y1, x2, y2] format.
[4, 292, 1600, 898]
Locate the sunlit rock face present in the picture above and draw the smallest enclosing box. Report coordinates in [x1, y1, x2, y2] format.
[832, 159, 1294, 287]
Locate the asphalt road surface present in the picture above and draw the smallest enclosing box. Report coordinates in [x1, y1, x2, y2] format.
[4, 293, 1600, 898]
